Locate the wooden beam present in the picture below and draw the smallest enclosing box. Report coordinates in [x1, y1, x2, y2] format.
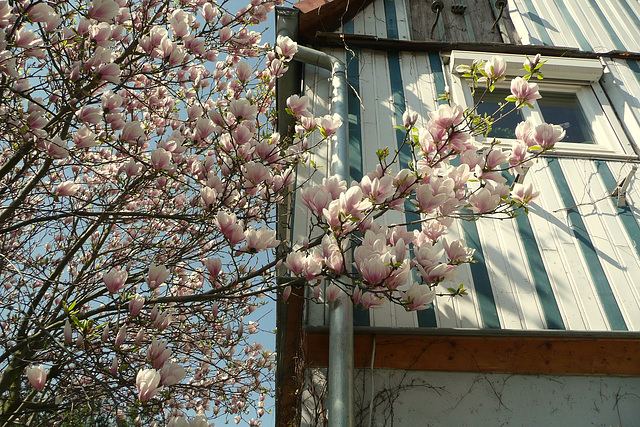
[304, 331, 640, 375]
[309, 33, 640, 61]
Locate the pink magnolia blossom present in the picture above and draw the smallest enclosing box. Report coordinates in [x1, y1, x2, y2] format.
[282, 285, 292, 301]
[98, 63, 121, 84]
[300, 186, 332, 215]
[195, 117, 215, 140]
[286, 95, 311, 118]
[160, 362, 186, 386]
[120, 121, 145, 144]
[89, 23, 112, 44]
[101, 325, 110, 343]
[201, 3, 218, 21]
[510, 77, 541, 106]
[415, 182, 449, 213]
[169, 9, 191, 38]
[512, 183, 540, 204]
[76, 106, 103, 124]
[110, 357, 119, 375]
[123, 159, 140, 177]
[129, 294, 145, 317]
[485, 149, 510, 170]
[201, 186, 217, 208]
[510, 142, 529, 170]
[443, 239, 474, 263]
[532, 123, 565, 149]
[147, 263, 169, 290]
[148, 338, 171, 369]
[317, 113, 342, 136]
[243, 226, 279, 252]
[214, 212, 245, 245]
[400, 283, 436, 311]
[403, 109, 418, 128]
[45, 137, 69, 159]
[114, 325, 126, 348]
[326, 283, 341, 302]
[468, 187, 500, 213]
[28, 3, 60, 31]
[236, 61, 253, 82]
[15, 27, 42, 52]
[276, 35, 297, 60]
[136, 369, 162, 402]
[153, 310, 172, 331]
[229, 99, 258, 121]
[428, 104, 464, 130]
[103, 267, 127, 293]
[64, 320, 72, 345]
[151, 147, 172, 171]
[26, 365, 47, 392]
[89, 0, 119, 22]
[204, 257, 222, 278]
[54, 181, 79, 197]
[484, 55, 506, 80]
[284, 252, 305, 276]
[74, 125, 98, 148]
[352, 287, 386, 309]
[167, 416, 190, 427]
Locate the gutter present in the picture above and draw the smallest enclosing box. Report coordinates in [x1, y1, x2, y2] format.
[276, 7, 355, 427]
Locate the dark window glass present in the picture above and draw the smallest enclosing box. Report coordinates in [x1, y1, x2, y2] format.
[537, 92, 594, 144]
[473, 88, 522, 139]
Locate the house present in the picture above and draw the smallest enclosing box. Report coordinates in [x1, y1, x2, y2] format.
[275, 1, 640, 425]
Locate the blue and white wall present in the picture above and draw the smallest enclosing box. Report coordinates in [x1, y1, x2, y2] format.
[295, 0, 640, 333]
[293, 1, 640, 425]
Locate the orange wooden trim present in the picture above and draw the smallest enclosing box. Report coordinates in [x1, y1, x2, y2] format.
[293, 0, 374, 41]
[304, 332, 640, 375]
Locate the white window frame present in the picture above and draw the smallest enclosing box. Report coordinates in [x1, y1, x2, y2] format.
[448, 51, 636, 159]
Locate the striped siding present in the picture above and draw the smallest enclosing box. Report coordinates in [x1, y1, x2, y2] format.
[297, 50, 345, 327]
[298, 0, 640, 331]
[300, 49, 640, 331]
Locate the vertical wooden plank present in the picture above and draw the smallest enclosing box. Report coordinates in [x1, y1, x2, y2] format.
[475, 217, 524, 329]
[394, 0, 410, 39]
[548, 158, 627, 330]
[300, 63, 334, 327]
[372, 0, 390, 38]
[536, 0, 579, 48]
[497, 215, 549, 329]
[442, 220, 483, 329]
[561, 159, 639, 330]
[527, 160, 601, 331]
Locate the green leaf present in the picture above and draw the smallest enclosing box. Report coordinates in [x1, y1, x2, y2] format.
[505, 95, 517, 102]
[376, 147, 389, 160]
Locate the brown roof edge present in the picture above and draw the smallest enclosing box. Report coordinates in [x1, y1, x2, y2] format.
[310, 32, 640, 61]
[293, 0, 374, 41]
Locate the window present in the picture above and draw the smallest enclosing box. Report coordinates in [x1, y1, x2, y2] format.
[448, 51, 635, 158]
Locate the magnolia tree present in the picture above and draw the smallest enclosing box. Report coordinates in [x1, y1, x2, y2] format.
[287, 54, 558, 310]
[0, 0, 563, 423]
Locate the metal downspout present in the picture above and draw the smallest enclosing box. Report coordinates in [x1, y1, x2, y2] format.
[293, 45, 354, 427]
[275, 8, 354, 425]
